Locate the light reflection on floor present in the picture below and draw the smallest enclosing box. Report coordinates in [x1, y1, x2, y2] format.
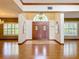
[64, 40, 79, 59]
[3, 42, 19, 56]
[1, 40, 79, 59]
[0, 41, 19, 59]
[64, 41, 77, 57]
[19, 40, 63, 59]
[34, 45, 47, 59]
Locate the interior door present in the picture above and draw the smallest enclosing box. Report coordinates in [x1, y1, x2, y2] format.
[32, 22, 49, 40]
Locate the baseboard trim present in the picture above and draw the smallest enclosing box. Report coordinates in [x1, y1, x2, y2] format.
[18, 39, 64, 45]
[18, 39, 32, 45]
[55, 40, 64, 45]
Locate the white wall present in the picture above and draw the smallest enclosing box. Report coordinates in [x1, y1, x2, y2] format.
[18, 13, 32, 43]
[49, 20, 56, 40]
[24, 20, 32, 39]
[18, 13, 26, 43]
[60, 13, 64, 43]
[56, 13, 64, 44]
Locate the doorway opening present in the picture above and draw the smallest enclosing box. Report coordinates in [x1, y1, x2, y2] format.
[32, 13, 49, 40]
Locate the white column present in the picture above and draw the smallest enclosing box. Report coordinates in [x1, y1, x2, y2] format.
[60, 13, 64, 44]
[18, 13, 32, 44]
[18, 13, 26, 43]
[49, 20, 56, 40]
[55, 13, 64, 44]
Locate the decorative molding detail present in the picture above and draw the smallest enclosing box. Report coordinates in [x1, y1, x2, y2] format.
[20, 0, 79, 5]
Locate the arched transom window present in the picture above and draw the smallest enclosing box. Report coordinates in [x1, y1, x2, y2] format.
[33, 13, 48, 21]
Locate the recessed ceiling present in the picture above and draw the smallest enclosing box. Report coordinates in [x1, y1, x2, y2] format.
[0, 0, 22, 18]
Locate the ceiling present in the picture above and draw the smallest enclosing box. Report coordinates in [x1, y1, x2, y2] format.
[22, 0, 79, 3]
[0, 0, 79, 18]
[0, 0, 22, 18]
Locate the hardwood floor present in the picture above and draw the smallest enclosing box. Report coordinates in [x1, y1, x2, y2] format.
[19, 40, 63, 59]
[0, 40, 79, 59]
[64, 40, 79, 59]
[0, 40, 18, 59]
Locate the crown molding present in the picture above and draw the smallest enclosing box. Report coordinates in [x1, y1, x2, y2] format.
[20, 0, 79, 5]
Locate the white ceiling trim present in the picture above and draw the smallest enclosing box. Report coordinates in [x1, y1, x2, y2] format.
[13, 0, 23, 10]
[22, 5, 79, 12]
[22, 0, 79, 3]
[14, 0, 79, 12]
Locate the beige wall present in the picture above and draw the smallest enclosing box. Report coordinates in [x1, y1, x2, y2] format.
[24, 13, 57, 20]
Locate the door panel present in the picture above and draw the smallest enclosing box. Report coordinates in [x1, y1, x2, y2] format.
[43, 26, 46, 30]
[35, 26, 38, 30]
[32, 22, 49, 40]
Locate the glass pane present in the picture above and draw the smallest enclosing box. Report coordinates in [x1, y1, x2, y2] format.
[15, 29, 18, 35]
[12, 29, 15, 32]
[8, 28, 11, 31]
[4, 29, 7, 32]
[12, 24, 15, 28]
[15, 24, 18, 28]
[7, 31, 11, 35]
[8, 24, 11, 28]
[4, 24, 7, 29]
[4, 23, 19, 35]
[33, 14, 48, 21]
[4, 31, 7, 35]
[12, 31, 15, 35]
[64, 22, 77, 36]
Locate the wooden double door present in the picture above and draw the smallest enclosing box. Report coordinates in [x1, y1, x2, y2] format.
[32, 22, 49, 40]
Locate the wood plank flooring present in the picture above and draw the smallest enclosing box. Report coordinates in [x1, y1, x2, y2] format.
[0, 40, 18, 59]
[0, 40, 79, 59]
[19, 40, 64, 59]
[64, 40, 79, 59]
